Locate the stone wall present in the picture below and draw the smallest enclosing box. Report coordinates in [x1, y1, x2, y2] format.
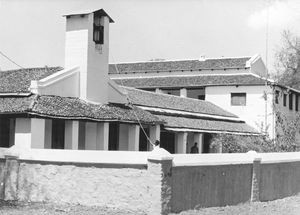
[1, 148, 300, 214]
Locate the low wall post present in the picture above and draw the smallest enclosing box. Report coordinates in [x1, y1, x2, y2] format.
[248, 151, 262, 202]
[3, 154, 19, 201]
[147, 147, 173, 215]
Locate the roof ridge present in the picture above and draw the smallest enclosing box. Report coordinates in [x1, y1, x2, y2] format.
[1, 66, 63, 73]
[110, 56, 251, 65]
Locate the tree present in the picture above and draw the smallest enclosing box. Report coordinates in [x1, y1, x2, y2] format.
[274, 30, 300, 90]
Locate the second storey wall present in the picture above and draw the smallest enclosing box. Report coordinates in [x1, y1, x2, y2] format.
[205, 85, 275, 138]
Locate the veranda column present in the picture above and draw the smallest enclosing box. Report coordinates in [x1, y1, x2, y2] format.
[128, 124, 140, 151]
[44, 119, 52, 149]
[180, 88, 187, 97]
[175, 132, 188, 153]
[31, 118, 48, 149]
[193, 133, 204, 153]
[65, 120, 79, 150]
[14, 118, 31, 150]
[85, 122, 97, 150]
[96, 122, 109, 150]
[149, 124, 160, 151]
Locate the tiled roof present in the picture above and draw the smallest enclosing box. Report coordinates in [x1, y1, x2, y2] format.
[122, 87, 237, 118]
[159, 115, 258, 134]
[113, 74, 266, 88]
[121, 87, 258, 134]
[109, 57, 251, 74]
[0, 95, 162, 124]
[0, 67, 63, 93]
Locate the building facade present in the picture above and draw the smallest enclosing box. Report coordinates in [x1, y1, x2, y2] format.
[110, 56, 300, 142]
[0, 9, 258, 154]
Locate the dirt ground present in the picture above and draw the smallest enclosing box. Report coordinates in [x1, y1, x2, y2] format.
[0, 194, 300, 215]
[172, 194, 300, 215]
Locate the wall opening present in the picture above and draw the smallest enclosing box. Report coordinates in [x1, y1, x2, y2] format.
[109, 122, 119, 150]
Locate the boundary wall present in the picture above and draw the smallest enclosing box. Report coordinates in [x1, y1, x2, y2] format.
[0, 148, 300, 214]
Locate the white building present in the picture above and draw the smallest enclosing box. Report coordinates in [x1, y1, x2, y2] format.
[0, 9, 258, 154]
[110, 56, 300, 142]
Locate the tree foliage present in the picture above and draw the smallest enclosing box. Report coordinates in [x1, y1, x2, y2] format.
[275, 30, 300, 89]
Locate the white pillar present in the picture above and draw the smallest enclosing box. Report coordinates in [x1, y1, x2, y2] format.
[175, 132, 187, 153]
[128, 124, 140, 151]
[31, 118, 46, 149]
[149, 124, 160, 151]
[119, 124, 129, 150]
[14, 118, 31, 150]
[193, 133, 204, 153]
[65, 120, 79, 150]
[85, 122, 97, 150]
[96, 122, 109, 150]
[180, 88, 187, 97]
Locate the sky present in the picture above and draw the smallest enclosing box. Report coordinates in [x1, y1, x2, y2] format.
[0, 0, 300, 73]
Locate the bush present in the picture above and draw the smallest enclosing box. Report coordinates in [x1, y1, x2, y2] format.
[210, 134, 281, 153]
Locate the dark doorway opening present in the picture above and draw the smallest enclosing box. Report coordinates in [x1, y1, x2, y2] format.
[52, 119, 65, 149]
[203, 133, 212, 153]
[139, 127, 149, 151]
[160, 131, 175, 154]
[109, 123, 119, 150]
[0, 118, 11, 147]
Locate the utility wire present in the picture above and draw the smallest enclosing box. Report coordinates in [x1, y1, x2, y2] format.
[111, 54, 155, 148]
[0, 50, 24, 69]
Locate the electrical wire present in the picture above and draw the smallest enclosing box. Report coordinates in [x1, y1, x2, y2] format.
[111, 55, 155, 147]
[0, 50, 24, 69]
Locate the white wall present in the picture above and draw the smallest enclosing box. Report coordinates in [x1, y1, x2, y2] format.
[205, 85, 274, 138]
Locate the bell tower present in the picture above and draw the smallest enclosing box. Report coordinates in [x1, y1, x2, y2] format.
[64, 9, 114, 104]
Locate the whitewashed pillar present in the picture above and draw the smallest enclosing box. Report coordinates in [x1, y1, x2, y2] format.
[128, 124, 140, 151]
[31, 118, 47, 149]
[149, 124, 160, 151]
[65, 120, 79, 150]
[180, 88, 187, 98]
[14, 118, 31, 150]
[96, 122, 109, 150]
[193, 133, 204, 153]
[175, 132, 188, 153]
[85, 122, 97, 150]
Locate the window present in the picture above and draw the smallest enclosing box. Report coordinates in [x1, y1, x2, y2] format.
[186, 87, 205, 100]
[52, 119, 65, 149]
[275, 90, 280, 104]
[231, 93, 246, 106]
[289, 93, 293, 110]
[93, 14, 104, 44]
[296, 95, 299, 111]
[283, 94, 287, 107]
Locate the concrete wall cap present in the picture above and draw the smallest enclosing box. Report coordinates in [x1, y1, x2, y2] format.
[148, 147, 173, 161]
[4, 147, 20, 159]
[247, 150, 262, 161]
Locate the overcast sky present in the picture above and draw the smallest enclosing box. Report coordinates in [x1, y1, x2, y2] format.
[0, 0, 300, 72]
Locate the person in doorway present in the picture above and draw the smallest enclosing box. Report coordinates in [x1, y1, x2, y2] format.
[190, 142, 199, 154]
